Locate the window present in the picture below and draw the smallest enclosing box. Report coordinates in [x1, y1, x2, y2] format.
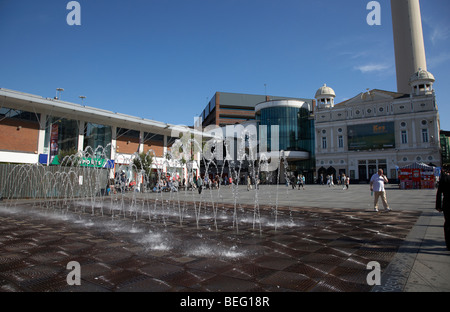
[338, 135, 344, 148]
[44, 117, 79, 160]
[258, 106, 314, 152]
[117, 128, 140, 140]
[401, 130, 408, 144]
[84, 122, 112, 158]
[0, 107, 40, 122]
[422, 129, 429, 143]
[322, 137, 327, 149]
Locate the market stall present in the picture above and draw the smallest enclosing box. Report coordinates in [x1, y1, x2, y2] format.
[398, 162, 436, 189]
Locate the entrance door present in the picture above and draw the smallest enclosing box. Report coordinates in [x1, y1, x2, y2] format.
[358, 165, 367, 182]
[368, 164, 377, 180]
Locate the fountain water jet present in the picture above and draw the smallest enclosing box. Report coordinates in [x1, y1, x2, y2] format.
[0, 140, 306, 258]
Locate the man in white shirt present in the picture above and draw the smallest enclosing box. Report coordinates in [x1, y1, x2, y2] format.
[370, 169, 391, 212]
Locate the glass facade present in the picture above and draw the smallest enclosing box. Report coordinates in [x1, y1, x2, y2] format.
[144, 132, 164, 143]
[0, 107, 40, 122]
[117, 128, 140, 140]
[44, 117, 79, 159]
[84, 122, 112, 158]
[256, 103, 315, 183]
[257, 106, 314, 154]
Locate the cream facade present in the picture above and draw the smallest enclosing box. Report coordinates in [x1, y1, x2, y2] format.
[314, 72, 440, 182]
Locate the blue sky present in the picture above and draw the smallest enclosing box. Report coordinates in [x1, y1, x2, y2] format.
[1, 0, 449, 130]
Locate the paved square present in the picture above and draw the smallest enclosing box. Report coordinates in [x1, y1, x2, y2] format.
[0, 184, 425, 292]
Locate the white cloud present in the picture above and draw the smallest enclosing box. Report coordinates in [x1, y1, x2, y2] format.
[338, 51, 369, 60]
[422, 14, 450, 46]
[430, 25, 450, 46]
[354, 64, 390, 73]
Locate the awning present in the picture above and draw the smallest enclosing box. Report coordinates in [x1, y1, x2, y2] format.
[400, 162, 434, 171]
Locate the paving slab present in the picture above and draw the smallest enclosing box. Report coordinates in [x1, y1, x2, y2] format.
[0, 184, 448, 294]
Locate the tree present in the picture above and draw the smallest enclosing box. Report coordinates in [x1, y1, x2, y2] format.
[132, 152, 154, 179]
[58, 148, 81, 167]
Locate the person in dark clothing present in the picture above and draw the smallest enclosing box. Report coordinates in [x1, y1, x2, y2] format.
[436, 165, 450, 251]
[197, 176, 203, 194]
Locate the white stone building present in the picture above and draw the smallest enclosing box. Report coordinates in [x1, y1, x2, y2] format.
[314, 68, 440, 182]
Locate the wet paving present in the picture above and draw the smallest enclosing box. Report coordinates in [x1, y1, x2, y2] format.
[0, 200, 421, 292]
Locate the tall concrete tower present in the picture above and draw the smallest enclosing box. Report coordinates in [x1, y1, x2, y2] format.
[391, 0, 428, 94]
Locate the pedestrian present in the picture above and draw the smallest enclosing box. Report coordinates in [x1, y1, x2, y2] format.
[370, 169, 391, 212]
[327, 174, 334, 187]
[197, 175, 203, 194]
[290, 175, 296, 190]
[247, 175, 252, 191]
[436, 165, 450, 250]
[298, 174, 305, 190]
[320, 173, 324, 185]
[345, 176, 350, 189]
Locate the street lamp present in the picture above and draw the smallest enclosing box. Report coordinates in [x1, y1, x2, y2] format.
[56, 88, 64, 100]
[79, 95, 86, 105]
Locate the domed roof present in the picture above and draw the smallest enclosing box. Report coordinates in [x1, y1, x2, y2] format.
[315, 84, 336, 98]
[409, 68, 435, 84]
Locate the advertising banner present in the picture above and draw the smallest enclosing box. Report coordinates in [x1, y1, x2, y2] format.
[348, 122, 395, 151]
[49, 123, 59, 163]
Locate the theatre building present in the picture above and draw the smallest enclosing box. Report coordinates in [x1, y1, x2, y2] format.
[314, 69, 441, 183]
[314, 0, 442, 183]
[0, 88, 190, 181]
